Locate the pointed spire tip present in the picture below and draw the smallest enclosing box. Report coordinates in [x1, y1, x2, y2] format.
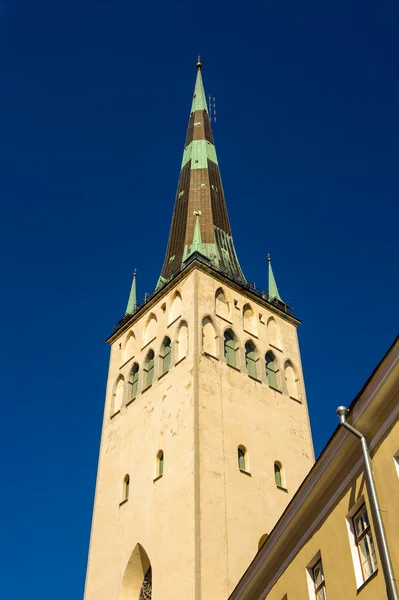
[196, 55, 202, 70]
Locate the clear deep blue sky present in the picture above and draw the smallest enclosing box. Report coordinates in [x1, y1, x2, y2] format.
[1, 0, 398, 597]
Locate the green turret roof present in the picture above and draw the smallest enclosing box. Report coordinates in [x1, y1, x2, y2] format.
[157, 58, 245, 289]
[268, 255, 282, 302]
[126, 269, 137, 314]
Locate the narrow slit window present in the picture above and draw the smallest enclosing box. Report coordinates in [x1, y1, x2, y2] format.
[274, 462, 283, 487]
[123, 475, 130, 501]
[238, 446, 247, 471]
[157, 450, 164, 477]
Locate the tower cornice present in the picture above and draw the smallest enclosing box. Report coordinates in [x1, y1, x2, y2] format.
[107, 259, 300, 345]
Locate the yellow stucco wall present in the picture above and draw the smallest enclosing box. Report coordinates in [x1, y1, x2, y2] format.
[264, 404, 399, 599]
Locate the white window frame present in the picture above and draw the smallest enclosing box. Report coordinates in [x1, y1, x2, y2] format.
[306, 551, 327, 599]
[393, 451, 399, 478]
[346, 499, 377, 589]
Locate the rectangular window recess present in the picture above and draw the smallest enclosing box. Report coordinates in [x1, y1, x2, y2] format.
[110, 409, 121, 419]
[153, 474, 163, 483]
[277, 485, 288, 493]
[175, 356, 186, 367]
[119, 498, 128, 507]
[142, 384, 152, 393]
[239, 468, 252, 477]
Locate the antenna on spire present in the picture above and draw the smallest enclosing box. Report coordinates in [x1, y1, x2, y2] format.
[209, 95, 216, 122]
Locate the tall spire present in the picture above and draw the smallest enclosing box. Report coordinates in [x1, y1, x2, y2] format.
[268, 254, 282, 302]
[126, 269, 137, 314]
[157, 59, 245, 289]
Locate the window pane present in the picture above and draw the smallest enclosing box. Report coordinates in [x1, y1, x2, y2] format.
[316, 587, 326, 600]
[274, 464, 282, 487]
[238, 448, 245, 470]
[359, 533, 377, 578]
[313, 561, 324, 586]
[354, 507, 369, 538]
[131, 370, 139, 398]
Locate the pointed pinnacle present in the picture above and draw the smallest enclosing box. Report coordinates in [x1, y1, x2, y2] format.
[196, 55, 202, 70]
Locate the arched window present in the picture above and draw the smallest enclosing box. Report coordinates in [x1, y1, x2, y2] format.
[176, 321, 188, 361]
[121, 543, 151, 600]
[224, 329, 238, 368]
[144, 313, 157, 345]
[130, 363, 139, 400]
[124, 330, 135, 362]
[123, 474, 130, 501]
[267, 317, 281, 349]
[245, 341, 257, 378]
[157, 450, 164, 477]
[215, 288, 229, 320]
[144, 350, 155, 387]
[202, 316, 218, 357]
[169, 291, 182, 324]
[238, 446, 248, 471]
[265, 351, 279, 390]
[274, 461, 283, 487]
[285, 361, 300, 400]
[160, 337, 171, 374]
[243, 303, 257, 336]
[112, 376, 124, 415]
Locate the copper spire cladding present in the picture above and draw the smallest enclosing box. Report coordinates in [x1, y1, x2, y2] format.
[157, 59, 245, 289]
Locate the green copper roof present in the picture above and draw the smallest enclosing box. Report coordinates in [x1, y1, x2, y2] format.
[190, 67, 208, 114]
[181, 139, 218, 169]
[268, 256, 282, 301]
[126, 269, 137, 314]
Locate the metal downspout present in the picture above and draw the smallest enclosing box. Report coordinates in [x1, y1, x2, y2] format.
[336, 407, 399, 600]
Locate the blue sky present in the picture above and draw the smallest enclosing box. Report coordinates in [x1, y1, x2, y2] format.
[1, 0, 398, 597]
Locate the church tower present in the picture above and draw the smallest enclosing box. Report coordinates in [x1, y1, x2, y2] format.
[84, 60, 315, 600]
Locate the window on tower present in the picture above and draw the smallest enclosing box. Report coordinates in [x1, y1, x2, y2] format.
[129, 363, 139, 402]
[156, 450, 164, 479]
[265, 351, 280, 390]
[274, 461, 286, 489]
[144, 350, 155, 388]
[160, 337, 172, 375]
[224, 329, 238, 368]
[123, 475, 130, 502]
[238, 445, 249, 473]
[285, 361, 300, 401]
[245, 341, 258, 378]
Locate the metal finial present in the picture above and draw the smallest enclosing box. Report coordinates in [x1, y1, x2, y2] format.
[267, 253, 271, 262]
[196, 55, 202, 69]
[133, 268, 137, 276]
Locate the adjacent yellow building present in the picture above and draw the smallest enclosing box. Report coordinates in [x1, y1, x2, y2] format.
[229, 336, 399, 600]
